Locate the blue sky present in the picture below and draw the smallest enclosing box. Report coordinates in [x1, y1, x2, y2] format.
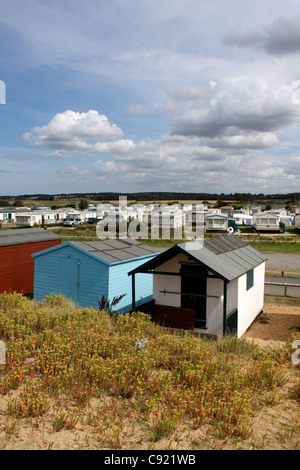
[1, 0, 300, 196]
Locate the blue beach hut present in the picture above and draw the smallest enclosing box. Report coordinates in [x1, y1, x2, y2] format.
[31, 239, 160, 312]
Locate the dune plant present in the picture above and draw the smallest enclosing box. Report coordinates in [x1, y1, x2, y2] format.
[0, 292, 296, 449]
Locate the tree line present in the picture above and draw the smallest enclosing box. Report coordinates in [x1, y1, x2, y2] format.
[0, 192, 299, 204]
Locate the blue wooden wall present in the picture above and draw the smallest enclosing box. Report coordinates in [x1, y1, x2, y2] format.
[108, 257, 155, 313]
[33, 242, 156, 311]
[33, 244, 109, 308]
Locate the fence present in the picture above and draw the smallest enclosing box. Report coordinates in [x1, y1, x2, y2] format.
[264, 280, 300, 296]
[265, 270, 300, 277]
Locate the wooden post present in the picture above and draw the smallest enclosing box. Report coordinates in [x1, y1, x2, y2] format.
[223, 280, 228, 335]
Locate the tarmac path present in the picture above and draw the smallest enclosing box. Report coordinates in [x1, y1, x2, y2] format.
[262, 252, 300, 297]
[264, 253, 300, 274]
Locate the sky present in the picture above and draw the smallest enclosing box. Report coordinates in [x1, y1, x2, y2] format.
[1, 0, 300, 196]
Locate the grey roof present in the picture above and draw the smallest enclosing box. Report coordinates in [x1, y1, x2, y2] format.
[72, 238, 160, 264]
[128, 235, 267, 282]
[0, 228, 61, 247]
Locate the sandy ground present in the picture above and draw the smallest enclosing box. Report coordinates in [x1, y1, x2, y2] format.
[0, 300, 299, 451]
[243, 302, 300, 345]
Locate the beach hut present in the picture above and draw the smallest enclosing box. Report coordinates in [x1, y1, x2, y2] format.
[32, 238, 159, 312]
[128, 235, 267, 338]
[0, 228, 61, 294]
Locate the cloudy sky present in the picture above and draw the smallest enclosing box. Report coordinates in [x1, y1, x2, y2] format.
[1, 0, 300, 196]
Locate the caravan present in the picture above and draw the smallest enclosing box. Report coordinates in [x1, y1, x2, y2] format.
[252, 213, 283, 233]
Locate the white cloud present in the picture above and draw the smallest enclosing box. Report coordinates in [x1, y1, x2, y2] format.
[223, 15, 300, 56]
[23, 110, 124, 150]
[7, 1, 300, 195]
[201, 132, 280, 150]
[24, 96, 300, 194]
[56, 138, 299, 193]
[92, 139, 136, 154]
[287, 153, 300, 175]
[170, 77, 300, 142]
[53, 124, 298, 193]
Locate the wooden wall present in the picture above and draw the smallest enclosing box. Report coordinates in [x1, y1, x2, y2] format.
[0, 240, 61, 295]
[33, 243, 109, 308]
[154, 304, 195, 330]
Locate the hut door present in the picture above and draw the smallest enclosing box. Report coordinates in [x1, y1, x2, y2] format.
[59, 258, 80, 303]
[181, 264, 207, 328]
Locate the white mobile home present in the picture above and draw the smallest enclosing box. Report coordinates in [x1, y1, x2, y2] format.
[242, 215, 253, 226]
[129, 235, 267, 338]
[15, 212, 43, 226]
[15, 210, 63, 227]
[205, 213, 228, 233]
[0, 209, 13, 224]
[252, 213, 282, 232]
[184, 209, 207, 227]
[232, 213, 253, 226]
[232, 214, 244, 226]
[151, 207, 183, 230]
[279, 216, 293, 226]
[296, 215, 300, 230]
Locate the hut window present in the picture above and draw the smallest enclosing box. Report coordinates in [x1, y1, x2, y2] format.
[246, 269, 254, 290]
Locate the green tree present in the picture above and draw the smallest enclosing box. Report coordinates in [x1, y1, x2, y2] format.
[12, 200, 24, 207]
[0, 199, 11, 207]
[79, 199, 89, 210]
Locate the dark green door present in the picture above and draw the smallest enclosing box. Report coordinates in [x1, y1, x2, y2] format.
[226, 309, 238, 335]
[181, 264, 207, 328]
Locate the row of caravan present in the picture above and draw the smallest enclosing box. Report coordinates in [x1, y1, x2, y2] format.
[235, 212, 299, 232]
[1, 204, 299, 233]
[206, 212, 299, 233]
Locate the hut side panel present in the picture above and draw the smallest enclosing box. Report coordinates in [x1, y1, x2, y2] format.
[237, 263, 265, 337]
[0, 240, 61, 295]
[153, 254, 184, 308]
[108, 256, 157, 313]
[33, 245, 109, 308]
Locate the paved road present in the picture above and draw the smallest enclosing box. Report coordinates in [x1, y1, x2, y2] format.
[265, 276, 300, 297]
[265, 253, 300, 274]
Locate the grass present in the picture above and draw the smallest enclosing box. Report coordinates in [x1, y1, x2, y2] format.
[50, 226, 300, 254]
[264, 294, 300, 307]
[247, 242, 300, 254]
[0, 292, 299, 450]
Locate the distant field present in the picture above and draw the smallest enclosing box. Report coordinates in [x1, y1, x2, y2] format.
[49, 225, 300, 253]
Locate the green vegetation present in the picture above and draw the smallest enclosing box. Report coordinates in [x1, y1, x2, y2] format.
[0, 292, 299, 450]
[247, 242, 300, 254]
[50, 225, 300, 254]
[78, 198, 89, 210]
[264, 294, 300, 307]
